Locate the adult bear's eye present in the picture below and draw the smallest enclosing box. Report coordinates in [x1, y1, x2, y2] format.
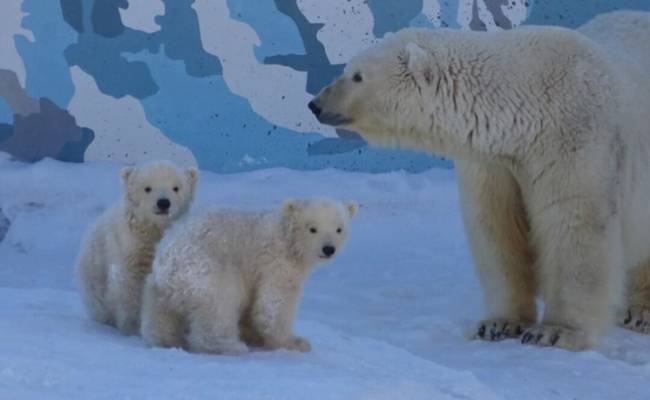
[144, 187, 152, 193]
[352, 72, 363, 83]
[173, 186, 179, 192]
[310, 227, 317, 234]
[336, 228, 342, 234]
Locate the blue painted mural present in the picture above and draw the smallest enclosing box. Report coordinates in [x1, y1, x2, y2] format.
[0, 0, 647, 172]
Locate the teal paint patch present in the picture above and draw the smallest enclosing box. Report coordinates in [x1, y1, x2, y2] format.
[410, 13, 435, 28]
[16, 0, 77, 108]
[439, 0, 461, 28]
[368, 0, 423, 36]
[227, 0, 305, 62]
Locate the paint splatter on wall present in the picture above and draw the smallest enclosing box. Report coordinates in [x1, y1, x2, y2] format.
[0, 0, 647, 172]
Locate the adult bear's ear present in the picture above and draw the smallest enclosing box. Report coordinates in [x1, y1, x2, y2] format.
[345, 202, 358, 217]
[120, 166, 134, 186]
[405, 42, 427, 76]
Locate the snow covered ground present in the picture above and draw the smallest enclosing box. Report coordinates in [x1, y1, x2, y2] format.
[2, 152, 650, 399]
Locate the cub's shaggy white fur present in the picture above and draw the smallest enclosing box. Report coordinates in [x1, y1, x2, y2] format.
[76, 160, 198, 334]
[309, 11, 650, 350]
[141, 198, 357, 354]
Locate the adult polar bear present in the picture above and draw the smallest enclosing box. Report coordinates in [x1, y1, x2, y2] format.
[308, 11, 650, 350]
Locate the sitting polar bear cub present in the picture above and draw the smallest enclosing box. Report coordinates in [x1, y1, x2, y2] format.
[76, 160, 198, 335]
[140, 198, 357, 354]
[309, 11, 650, 350]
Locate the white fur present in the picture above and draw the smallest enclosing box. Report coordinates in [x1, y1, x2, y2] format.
[75, 160, 198, 335]
[140, 198, 357, 354]
[310, 11, 650, 350]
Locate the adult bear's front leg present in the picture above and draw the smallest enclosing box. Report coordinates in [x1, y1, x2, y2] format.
[619, 261, 650, 334]
[456, 159, 537, 342]
[521, 158, 623, 350]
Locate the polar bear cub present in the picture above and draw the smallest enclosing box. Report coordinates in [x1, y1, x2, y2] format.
[141, 198, 357, 354]
[76, 160, 198, 335]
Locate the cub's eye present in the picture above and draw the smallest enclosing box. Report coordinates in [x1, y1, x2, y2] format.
[173, 186, 179, 192]
[309, 227, 317, 234]
[352, 72, 363, 83]
[336, 228, 342, 234]
[144, 187, 152, 193]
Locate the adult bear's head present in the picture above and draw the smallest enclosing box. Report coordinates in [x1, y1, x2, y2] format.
[308, 28, 499, 159]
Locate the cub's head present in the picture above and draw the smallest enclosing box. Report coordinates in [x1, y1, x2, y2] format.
[282, 198, 357, 266]
[308, 29, 434, 148]
[120, 160, 198, 227]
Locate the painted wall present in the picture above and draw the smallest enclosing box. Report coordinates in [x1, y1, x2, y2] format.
[0, 0, 647, 173]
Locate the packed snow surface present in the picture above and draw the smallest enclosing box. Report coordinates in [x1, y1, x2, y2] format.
[1, 153, 650, 399]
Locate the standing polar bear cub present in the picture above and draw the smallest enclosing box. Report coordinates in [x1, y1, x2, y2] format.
[141, 198, 357, 354]
[76, 160, 198, 334]
[309, 11, 650, 350]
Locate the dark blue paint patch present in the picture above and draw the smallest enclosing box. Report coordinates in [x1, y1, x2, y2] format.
[154, 0, 222, 77]
[227, 0, 304, 63]
[265, 0, 344, 95]
[57, 127, 95, 162]
[0, 98, 93, 163]
[0, 123, 13, 143]
[92, 0, 127, 37]
[482, 0, 513, 29]
[129, 51, 447, 173]
[0, 97, 12, 124]
[65, 31, 160, 99]
[60, 0, 85, 33]
[0, 208, 10, 244]
[16, 0, 77, 108]
[525, 0, 650, 28]
[469, 0, 488, 31]
[307, 137, 366, 155]
[367, 0, 423, 37]
[62, 0, 221, 99]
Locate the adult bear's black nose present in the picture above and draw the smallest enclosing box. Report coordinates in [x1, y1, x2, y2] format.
[322, 245, 336, 257]
[157, 198, 171, 211]
[308, 101, 321, 117]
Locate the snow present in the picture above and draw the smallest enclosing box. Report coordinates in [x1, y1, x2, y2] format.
[1, 152, 650, 399]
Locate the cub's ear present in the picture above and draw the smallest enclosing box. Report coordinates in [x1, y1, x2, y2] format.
[282, 199, 299, 216]
[405, 42, 427, 74]
[120, 166, 134, 186]
[185, 167, 199, 187]
[345, 202, 358, 217]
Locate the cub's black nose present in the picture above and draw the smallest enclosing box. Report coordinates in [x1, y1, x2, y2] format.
[157, 198, 171, 210]
[322, 245, 336, 257]
[308, 101, 321, 117]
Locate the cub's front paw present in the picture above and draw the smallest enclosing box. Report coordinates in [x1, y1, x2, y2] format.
[190, 339, 249, 355]
[521, 324, 591, 351]
[473, 318, 531, 341]
[117, 318, 139, 336]
[285, 336, 312, 352]
[619, 306, 650, 334]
